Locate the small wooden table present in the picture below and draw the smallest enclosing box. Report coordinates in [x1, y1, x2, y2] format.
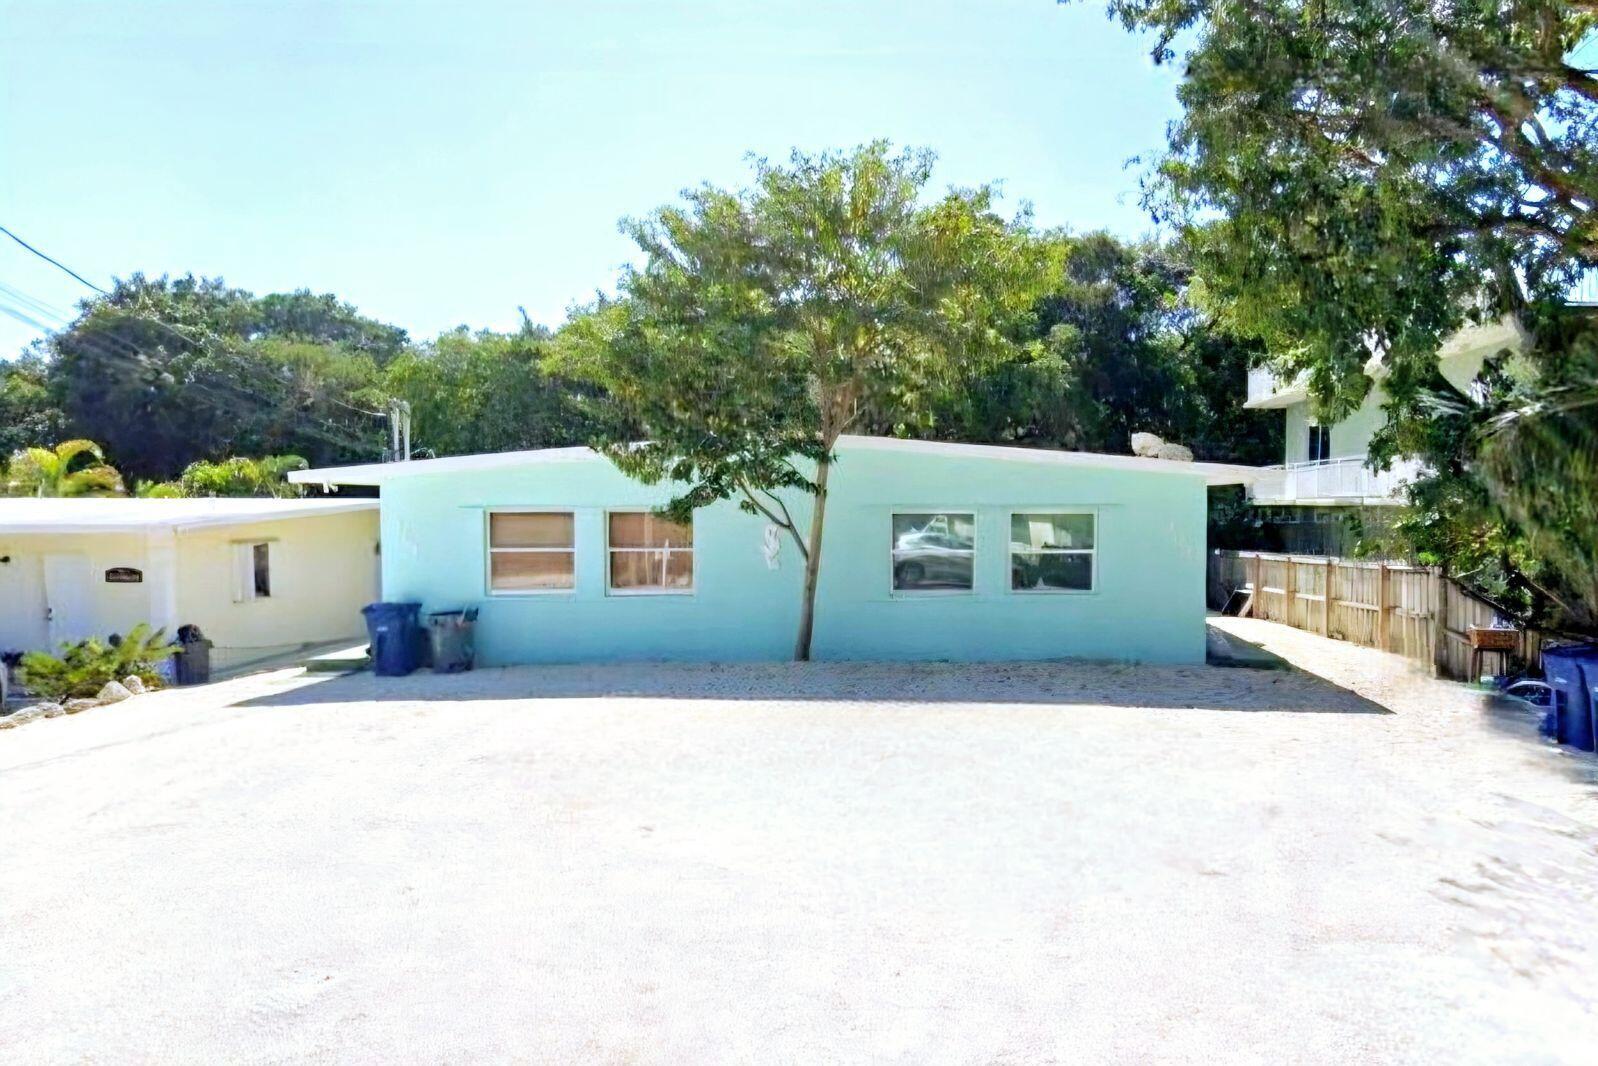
[1467, 626, 1519, 680]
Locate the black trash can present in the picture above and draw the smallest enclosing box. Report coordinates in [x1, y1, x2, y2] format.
[426, 608, 478, 674]
[361, 602, 423, 677]
[173, 624, 213, 685]
[1542, 643, 1598, 752]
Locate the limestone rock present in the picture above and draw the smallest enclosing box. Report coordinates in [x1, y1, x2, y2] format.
[122, 675, 147, 695]
[0, 704, 57, 726]
[63, 698, 101, 714]
[97, 681, 134, 704]
[1155, 442, 1195, 462]
[1130, 432, 1165, 457]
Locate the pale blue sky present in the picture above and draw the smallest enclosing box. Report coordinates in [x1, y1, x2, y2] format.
[0, 0, 1180, 357]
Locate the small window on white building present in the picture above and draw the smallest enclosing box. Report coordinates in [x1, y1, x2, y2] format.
[1010, 513, 1095, 592]
[233, 542, 271, 602]
[1307, 423, 1330, 462]
[488, 511, 575, 593]
[892, 512, 975, 592]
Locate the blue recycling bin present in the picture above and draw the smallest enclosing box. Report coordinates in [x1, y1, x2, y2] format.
[1541, 643, 1598, 752]
[361, 602, 424, 677]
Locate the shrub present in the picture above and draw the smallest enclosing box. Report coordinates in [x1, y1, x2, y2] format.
[18, 623, 177, 701]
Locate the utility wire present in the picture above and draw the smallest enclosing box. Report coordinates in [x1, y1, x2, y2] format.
[0, 280, 78, 322]
[0, 299, 60, 335]
[0, 225, 392, 457]
[0, 264, 385, 442]
[0, 291, 382, 455]
[0, 224, 110, 295]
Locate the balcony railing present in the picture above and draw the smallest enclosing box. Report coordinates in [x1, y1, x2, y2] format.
[1249, 456, 1423, 505]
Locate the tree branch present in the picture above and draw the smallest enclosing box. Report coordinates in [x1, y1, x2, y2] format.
[737, 478, 809, 562]
[759, 486, 801, 539]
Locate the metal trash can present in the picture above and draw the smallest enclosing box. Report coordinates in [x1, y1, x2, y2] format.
[1542, 643, 1598, 752]
[426, 608, 478, 674]
[361, 602, 424, 677]
[173, 624, 213, 685]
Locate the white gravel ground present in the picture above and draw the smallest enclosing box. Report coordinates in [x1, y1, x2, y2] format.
[3, 618, 1597, 1064]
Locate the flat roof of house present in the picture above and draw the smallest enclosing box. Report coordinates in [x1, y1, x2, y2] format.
[288, 435, 1261, 487]
[0, 497, 378, 535]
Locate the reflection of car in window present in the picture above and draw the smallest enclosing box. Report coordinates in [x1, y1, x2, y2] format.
[892, 513, 974, 590]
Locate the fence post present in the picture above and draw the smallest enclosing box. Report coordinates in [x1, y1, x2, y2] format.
[1430, 568, 1447, 678]
[1283, 556, 1297, 629]
[1247, 553, 1262, 618]
[1377, 562, 1391, 652]
[1322, 557, 1333, 636]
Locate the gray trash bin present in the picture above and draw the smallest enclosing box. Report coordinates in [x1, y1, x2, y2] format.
[426, 608, 478, 674]
[174, 624, 213, 685]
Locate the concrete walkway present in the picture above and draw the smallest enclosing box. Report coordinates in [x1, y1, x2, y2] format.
[2, 622, 1596, 1063]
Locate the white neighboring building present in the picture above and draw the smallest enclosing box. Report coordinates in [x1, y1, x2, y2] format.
[1242, 317, 1530, 550]
[0, 497, 379, 676]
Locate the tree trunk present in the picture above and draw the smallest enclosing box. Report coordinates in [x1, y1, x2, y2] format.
[793, 452, 831, 661]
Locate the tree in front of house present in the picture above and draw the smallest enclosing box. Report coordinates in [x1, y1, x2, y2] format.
[5, 439, 124, 497]
[556, 142, 1050, 659]
[136, 455, 310, 498]
[1092, 0, 1598, 633]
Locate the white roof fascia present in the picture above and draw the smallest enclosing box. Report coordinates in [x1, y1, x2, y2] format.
[0, 498, 378, 536]
[291, 437, 1260, 488]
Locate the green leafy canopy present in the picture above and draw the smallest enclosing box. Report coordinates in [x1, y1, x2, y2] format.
[554, 142, 1052, 657]
[1090, 0, 1598, 632]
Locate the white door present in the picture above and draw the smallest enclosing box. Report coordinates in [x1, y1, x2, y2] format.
[0, 553, 47, 653]
[43, 554, 95, 647]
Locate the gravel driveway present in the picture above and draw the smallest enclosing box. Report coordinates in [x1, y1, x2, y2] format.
[3, 618, 1597, 1064]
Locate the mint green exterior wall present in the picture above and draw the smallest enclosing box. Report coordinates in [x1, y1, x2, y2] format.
[376, 444, 1211, 664]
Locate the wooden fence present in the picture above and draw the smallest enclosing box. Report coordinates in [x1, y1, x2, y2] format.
[1209, 551, 1543, 680]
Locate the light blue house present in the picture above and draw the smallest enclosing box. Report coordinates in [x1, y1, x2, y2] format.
[292, 437, 1256, 665]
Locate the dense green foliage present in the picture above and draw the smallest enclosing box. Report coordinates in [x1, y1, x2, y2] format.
[0, 353, 64, 457]
[1095, 0, 1598, 633]
[137, 455, 310, 498]
[18, 623, 177, 701]
[5, 439, 124, 497]
[27, 275, 397, 481]
[0, 169, 1266, 494]
[899, 233, 1279, 464]
[384, 326, 603, 457]
[556, 143, 1053, 658]
[0, 276, 616, 482]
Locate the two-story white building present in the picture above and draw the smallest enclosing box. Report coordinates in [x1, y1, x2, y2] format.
[1242, 316, 1532, 552]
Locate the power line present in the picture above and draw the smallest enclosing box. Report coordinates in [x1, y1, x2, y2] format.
[0, 299, 60, 335]
[0, 268, 384, 449]
[0, 226, 395, 458]
[0, 291, 383, 455]
[0, 223, 109, 295]
[0, 280, 78, 323]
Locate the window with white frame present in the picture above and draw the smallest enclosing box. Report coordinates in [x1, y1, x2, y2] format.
[232, 541, 272, 602]
[1307, 422, 1330, 462]
[607, 511, 693, 593]
[488, 511, 575, 593]
[891, 512, 975, 592]
[1009, 513, 1095, 592]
